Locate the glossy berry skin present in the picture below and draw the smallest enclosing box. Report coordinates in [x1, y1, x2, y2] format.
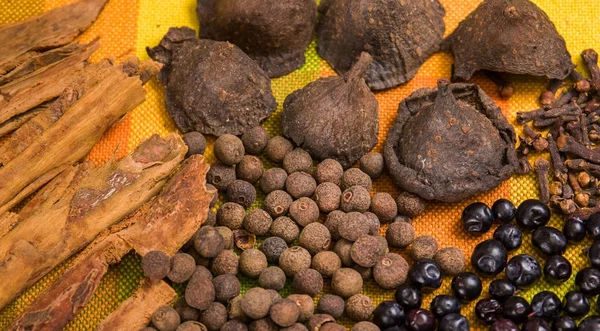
[492, 199, 516, 223]
[502, 296, 531, 324]
[395, 286, 422, 310]
[488, 279, 516, 302]
[586, 212, 600, 239]
[579, 315, 600, 331]
[493, 224, 522, 251]
[530, 291, 562, 320]
[551, 315, 577, 331]
[575, 267, 600, 296]
[437, 314, 469, 331]
[407, 259, 442, 292]
[562, 291, 590, 318]
[429, 295, 460, 319]
[405, 309, 436, 331]
[471, 239, 508, 276]
[515, 199, 550, 230]
[563, 218, 586, 243]
[451, 272, 482, 302]
[474, 298, 502, 325]
[490, 319, 519, 331]
[588, 240, 600, 269]
[374, 301, 405, 329]
[462, 202, 493, 234]
[505, 254, 542, 288]
[532, 226, 567, 256]
[522, 318, 551, 331]
[384, 327, 407, 331]
[543, 255, 572, 283]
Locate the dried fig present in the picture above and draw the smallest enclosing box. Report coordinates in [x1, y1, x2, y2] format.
[384, 79, 518, 202]
[197, 0, 317, 78]
[281, 52, 378, 169]
[147, 27, 277, 136]
[317, 0, 445, 91]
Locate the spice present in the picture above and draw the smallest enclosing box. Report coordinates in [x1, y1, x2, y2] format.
[194, 226, 225, 258]
[373, 253, 409, 290]
[241, 126, 269, 155]
[215, 134, 245, 166]
[279, 246, 312, 277]
[307, 315, 336, 331]
[152, 306, 181, 331]
[434, 247, 466, 276]
[410, 236, 439, 260]
[331, 268, 363, 298]
[270, 299, 300, 327]
[241, 287, 272, 320]
[258, 266, 287, 291]
[185, 271, 215, 310]
[314, 182, 342, 213]
[236, 156, 264, 184]
[142, 250, 170, 280]
[351, 235, 383, 267]
[243, 209, 273, 236]
[200, 302, 227, 331]
[287, 294, 315, 323]
[315, 159, 344, 185]
[220, 320, 247, 331]
[215, 226, 234, 250]
[293, 268, 324, 297]
[312, 251, 342, 278]
[318, 294, 345, 319]
[265, 136, 294, 164]
[333, 239, 355, 267]
[339, 212, 371, 241]
[211, 250, 239, 276]
[370, 192, 397, 223]
[260, 236, 288, 264]
[299, 223, 332, 255]
[360, 152, 385, 179]
[340, 186, 371, 213]
[283, 148, 313, 174]
[264, 190, 294, 218]
[174, 299, 200, 322]
[270, 216, 300, 244]
[346, 294, 374, 321]
[182, 132, 206, 157]
[281, 324, 309, 331]
[227, 180, 256, 209]
[286, 172, 317, 199]
[324, 210, 346, 240]
[342, 168, 373, 191]
[207, 163, 236, 191]
[352, 322, 380, 331]
[239, 249, 268, 278]
[289, 197, 320, 227]
[386, 221, 415, 248]
[364, 212, 381, 235]
[396, 192, 426, 218]
[260, 168, 288, 194]
[213, 274, 241, 304]
[205, 210, 217, 227]
[168, 253, 196, 283]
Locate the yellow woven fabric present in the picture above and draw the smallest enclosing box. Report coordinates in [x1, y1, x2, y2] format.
[1, 0, 600, 329]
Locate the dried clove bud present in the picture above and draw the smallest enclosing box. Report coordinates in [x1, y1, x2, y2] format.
[540, 79, 564, 107]
[534, 158, 551, 203]
[582, 49, 600, 91]
[578, 172, 592, 188]
[549, 181, 562, 196]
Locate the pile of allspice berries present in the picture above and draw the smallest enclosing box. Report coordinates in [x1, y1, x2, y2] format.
[141, 127, 467, 331]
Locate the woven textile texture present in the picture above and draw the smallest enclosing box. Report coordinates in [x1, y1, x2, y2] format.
[1, 0, 600, 329]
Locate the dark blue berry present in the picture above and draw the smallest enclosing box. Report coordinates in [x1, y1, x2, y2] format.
[490, 319, 519, 331]
[474, 298, 502, 325]
[586, 212, 600, 239]
[493, 224, 522, 251]
[471, 239, 508, 276]
[451, 272, 482, 302]
[405, 309, 436, 331]
[563, 291, 589, 318]
[429, 295, 460, 320]
[492, 199, 516, 223]
[462, 202, 493, 234]
[579, 315, 600, 331]
[395, 286, 422, 310]
[502, 296, 531, 324]
[407, 259, 442, 292]
[543, 255, 572, 283]
[505, 254, 542, 288]
[530, 291, 562, 320]
[515, 199, 550, 230]
[563, 217, 586, 243]
[437, 314, 469, 331]
[521, 318, 551, 331]
[488, 279, 516, 301]
[374, 301, 405, 329]
[532, 226, 567, 256]
[588, 240, 600, 269]
[575, 267, 600, 296]
[551, 315, 577, 331]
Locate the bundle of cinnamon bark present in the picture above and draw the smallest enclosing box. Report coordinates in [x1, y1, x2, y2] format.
[517, 48, 600, 219]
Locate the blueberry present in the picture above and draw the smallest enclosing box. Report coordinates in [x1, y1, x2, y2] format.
[551, 315, 577, 331]
[493, 224, 522, 251]
[505, 254, 542, 288]
[490, 319, 519, 331]
[491, 199, 516, 223]
[474, 298, 502, 325]
[407, 259, 442, 292]
[562, 291, 589, 318]
[451, 272, 482, 302]
[532, 226, 567, 256]
[579, 315, 600, 331]
[543, 255, 572, 283]
[374, 301, 405, 329]
[395, 285, 422, 310]
[586, 212, 600, 239]
[429, 295, 460, 319]
[530, 291, 562, 320]
[502, 296, 531, 324]
[563, 217, 586, 243]
[588, 240, 600, 269]
[405, 309, 436, 331]
[488, 279, 516, 301]
[462, 202, 493, 234]
[437, 314, 469, 331]
[471, 239, 508, 276]
[515, 199, 550, 230]
[575, 267, 600, 296]
[521, 317, 551, 331]
[384, 327, 407, 331]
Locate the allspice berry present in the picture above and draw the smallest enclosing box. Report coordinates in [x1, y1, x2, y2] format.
[200, 302, 228, 331]
[340, 186, 371, 213]
[174, 299, 200, 322]
[281, 324, 309, 331]
[260, 168, 288, 194]
[363, 212, 381, 235]
[283, 148, 313, 174]
[299, 223, 331, 254]
[293, 268, 324, 297]
[324, 210, 346, 240]
[182, 132, 207, 157]
[239, 249, 267, 278]
[351, 236, 383, 267]
[307, 314, 335, 331]
[267, 289, 283, 304]
[176, 321, 207, 331]
[346, 294, 374, 321]
[206, 184, 218, 207]
[260, 236, 288, 264]
[217, 202, 246, 230]
[373, 253, 409, 289]
[236, 156, 264, 184]
[341, 168, 372, 191]
[312, 251, 342, 278]
[264, 190, 293, 218]
[221, 320, 248, 331]
[314, 182, 341, 213]
[370, 192, 397, 223]
[185, 269, 215, 310]
[168, 253, 196, 283]
[359, 152, 384, 179]
[317, 294, 345, 319]
[321, 323, 346, 331]
[152, 306, 181, 331]
[243, 208, 273, 236]
[331, 268, 363, 298]
[352, 322, 379, 331]
[215, 226, 234, 249]
[270, 299, 301, 327]
[279, 246, 312, 277]
[289, 197, 320, 227]
[396, 191, 426, 217]
[142, 250, 170, 280]
[266, 136, 294, 163]
[353, 265, 372, 280]
[410, 235, 438, 260]
[386, 221, 415, 248]
[249, 318, 278, 331]
[333, 239, 355, 267]
[194, 226, 225, 258]
[205, 209, 217, 226]
[226, 295, 246, 321]
[241, 287, 272, 319]
[214, 134, 245, 166]
[207, 163, 236, 191]
[241, 126, 269, 155]
[434, 247, 466, 276]
[339, 212, 371, 241]
[227, 180, 256, 208]
[270, 216, 299, 244]
[287, 294, 315, 323]
[315, 159, 344, 185]
[213, 274, 241, 303]
[211, 250, 239, 276]
[286, 172, 317, 199]
[258, 266, 287, 291]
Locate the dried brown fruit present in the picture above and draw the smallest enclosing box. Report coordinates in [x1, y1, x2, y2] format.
[185, 270, 216, 310]
[281, 324, 308, 331]
[287, 294, 315, 323]
[346, 294, 374, 321]
[315, 159, 344, 185]
[236, 156, 264, 184]
[249, 318, 278, 331]
[260, 168, 288, 194]
[317, 294, 345, 319]
[176, 321, 207, 331]
[258, 266, 287, 291]
[410, 235, 438, 260]
[384, 80, 518, 202]
[317, 0, 445, 90]
[260, 237, 288, 264]
[214, 134, 245, 166]
[281, 53, 379, 168]
[226, 296, 247, 321]
[434, 247, 466, 275]
[213, 274, 241, 303]
[215, 226, 234, 250]
[217, 202, 246, 230]
[264, 190, 294, 218]
[331, 268, 363, 298]
[443, 0, 574, 81]
[359, 152, 384, 179]
[299, 223, 332, 255]
[293, 268, 324, 297]
[386, 221, 415, 248]
[227, 180, 256, 209]
[373, 253, 409, 289]
[152, 306, 181, 331]
[279, 246, 312, 277]
[352, 322, 379, 331]
[233, 229, 256, 251]
[340, 186, 371, 213]
[324, 210, 346, 241]
[168, 253, 196, 283]
[265, 136, 295, 164]
[341, 168, 373, 191]
[148, 27, 277, 136]
[194, 226, 225, 258]
[333, 239, 355, 267]
[286, 172, 317, 199]
[321, 323, 345, 331]
[363, 212, 381, 235]
[396, 192, 426, 218]
[183, 132, 207, 157]
[239, 249, 268, 278]
[312, 251, 342, 278]
[284, 148, 313, 174]
[350, 236, 383, 267]
[314, 182, 342, 213]
[207, 163, 236, 191]
[200, 302, 227, 331]
[142, 251, 170, 280]
[370, 192, 397, 223]
[270, 216, 300, 244]
[243, 209, 273, 236]
[174, 299, 200, 322]
[221, 320, 248, 331]
[339, 212, 371, 241]
[270, 299, 300, 327]
[307, 314, 336, 331]
[211, 250, 239, 276]
[241, 287, 272, 320]
[289, 197, 320, 227]
[197, 0, 317, 77]
[353, 265, 373, 280]
[241, 126, 269, 155]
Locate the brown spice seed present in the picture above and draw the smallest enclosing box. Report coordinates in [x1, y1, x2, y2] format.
[386, 221, 415, 248]
[346, 294, 374, 321]
[321, 323, 346, 331]
[396, 191, 426, 218]
[236, 155, 264, 184]
[226, 296, 247, 321]
[260, 167, 288, 194]
[279, 246, 312, 277]
[200, 302, 227, 331]
[185, 270, 216, 310]
[293, 268, 324, 297]
[205, 209, 217, 226]
[207, 163, 236, 191]
[333, 239, 355, 267]
[168, 253, 196, 283]
[217, 202, 246, 230]
[215, 226, 234, 250]
[286, 171, 317, 199]
[213, 274, 241, 303]
[211, 250, 239, 276]
[352, 321, 380, 331]
[359, 152, 384, 179]
[317, 294, 345, 319]
[281, 324, 308, 331]
[194, 226, 225, 258]
[214, 134, 245, 166]
[351, 236, 383, 267]
[258, 266, 287, 291]
[243, 208, 273, 236]
[410, 235, 438, 260]
[220, 320, 248, 331]
[299, 222, 331, 255]
[434, 247, 466, 276]
[260, 236, 288, 264]
[353, 265, 372, 280]
[370, 192, 397, 223]
[174, 298, 200, 322]
[178, 321, 208, 331]
[227, 180, 256, 209]
[324, 210, 346, 240]
[270, 299, 301, 327]
[249, 318, 278, 331]
[152, 306, 181, 331]
[312, 251, 342, 278]
[241, 126, 269, 155]
[315, 159, 344, 185]
[239, 249, 267, 278]
[241, 287, 272, 320]
[340, 186, 371, 213]
[233, 229, 256, 250]
[342, 168, 372, 191]
[364, 212, 381, 235]
[373, 253, 409, 290]
[339, 211, 371, 241]
[287, 294, 315, 323]
[142, 250, 170, 280]
[289, 197, 320, 227]
[183, 132, 207, 157]
[269, 216, 299, 244]
[283, 148, 313, 174]
[314, 182, 342, 213]
[266, 136, 294, 163]
[264, 190, 293, 218]
[307, 314, 335, 331]
[331, 268, 363, 298]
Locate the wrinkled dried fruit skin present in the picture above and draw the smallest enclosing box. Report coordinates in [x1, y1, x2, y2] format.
[444, 0, 574, 80]
[384, 82, 518, 202]
[197, 0, 317, 78]
[281, 53, 379, 169]
[317, 0, 445, 91]
[148, 27, 277, 136]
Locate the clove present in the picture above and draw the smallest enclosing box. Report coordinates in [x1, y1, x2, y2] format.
[547, 134, 567, 183]
[534, 158, 551, 203]
[565, 159, 600, 177]
[582, 49, 600, 91]
[540, 79, 564, 107]
[483, 70, 514, 99]
[570, 70, 591, 93]
[557, 135, 600, 164]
